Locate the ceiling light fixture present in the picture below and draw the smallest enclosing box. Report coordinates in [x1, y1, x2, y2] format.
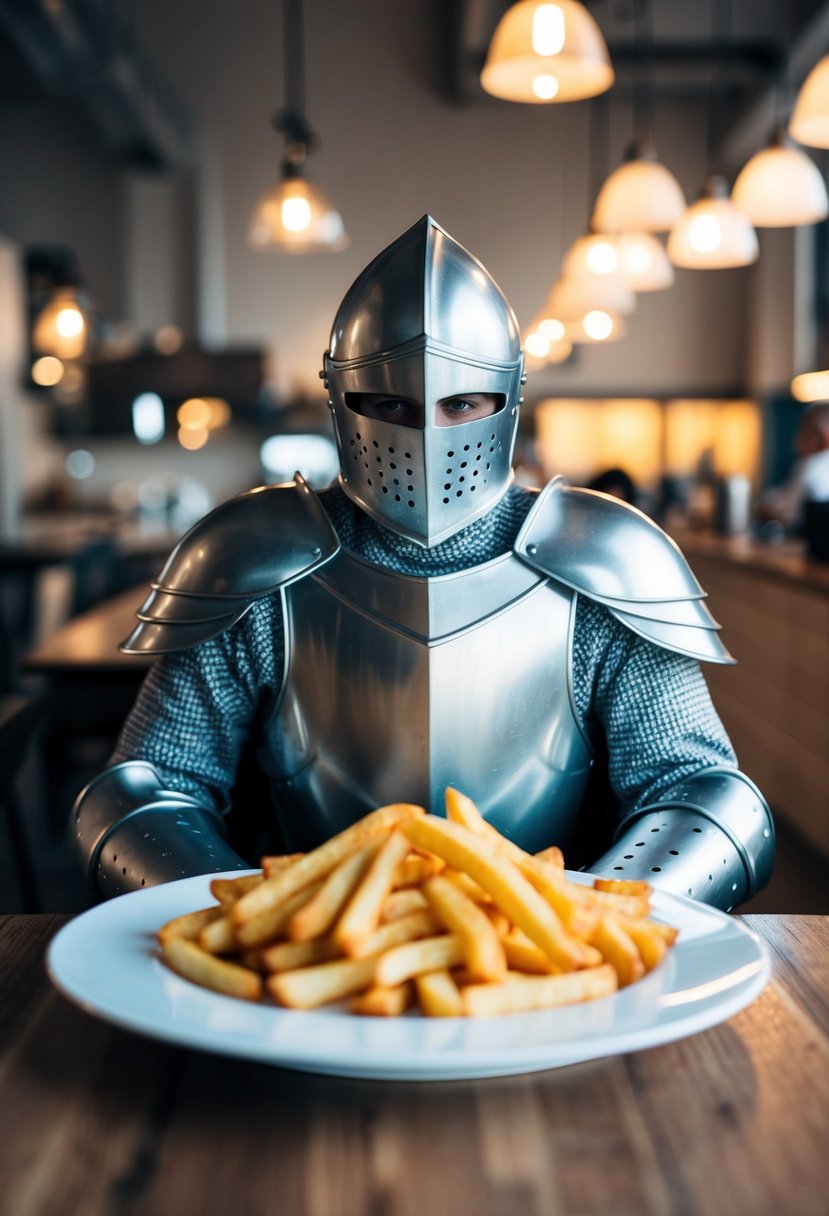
[480, 0, 614, 104]
[248, 0, 347, 253]
[591, 139, 687, 234]
[789, 55, 829, 149]
[616, 231, 674, 291]
[668, 175, 758, 269]
[732, 128, 828, 227]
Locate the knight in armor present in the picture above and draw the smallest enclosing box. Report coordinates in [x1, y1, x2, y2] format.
[73, 215, 774, 910]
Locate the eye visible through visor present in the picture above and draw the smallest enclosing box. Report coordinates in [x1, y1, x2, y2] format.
[345, 392, 505, 429]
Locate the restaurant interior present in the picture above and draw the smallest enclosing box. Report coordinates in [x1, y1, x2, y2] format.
[2, 0, 829, 917]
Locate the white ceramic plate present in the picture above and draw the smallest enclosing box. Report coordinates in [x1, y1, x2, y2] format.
[47, 871, 771, 1081]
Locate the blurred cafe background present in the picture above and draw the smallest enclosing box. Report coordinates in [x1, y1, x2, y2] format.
[3, 0, 829, 914]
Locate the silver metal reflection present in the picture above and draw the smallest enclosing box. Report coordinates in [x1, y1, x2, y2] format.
[323, 215, 523, 546]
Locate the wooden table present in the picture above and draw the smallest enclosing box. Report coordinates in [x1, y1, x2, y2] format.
[22, 585, 152, 680]
[1, 914, 826, 1216]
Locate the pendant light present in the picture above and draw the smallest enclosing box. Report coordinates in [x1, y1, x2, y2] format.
[616, 231, 674, 291]
[790, 55, 829, 149]
[668, 174, 758, 269]
[591, 7, 684, 236]
[543, 274, 627, 343]
[480, 0, 614, 104]
[732, 128, 828, 228]
[592, 139, 686, 233]
[248, 0, 347, 253]
[668, 3, 757, 270]
[523, 316, 573, 365]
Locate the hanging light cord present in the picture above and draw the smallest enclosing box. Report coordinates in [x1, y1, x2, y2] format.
[631, 0, 655, 145]
[273, 0, 318, 165]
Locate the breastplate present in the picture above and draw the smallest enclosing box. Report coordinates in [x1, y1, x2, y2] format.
[264, 549, 594, 852]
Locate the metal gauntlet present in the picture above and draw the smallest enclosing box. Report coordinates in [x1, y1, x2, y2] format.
[591, 767, 775, 911]
[73, 760, 248, 899]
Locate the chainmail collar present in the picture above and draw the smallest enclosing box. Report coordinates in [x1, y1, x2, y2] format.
[319, 482, 537, 576]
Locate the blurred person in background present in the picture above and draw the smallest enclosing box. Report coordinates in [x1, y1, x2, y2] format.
[73, 216, 774, 913]
[756, 403, 829, 532]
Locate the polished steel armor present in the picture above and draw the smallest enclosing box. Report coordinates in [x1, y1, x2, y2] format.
[265, 548, 593, 853]
[72, 216, 774, 909]
[594, 768, 775, 909]
[74, 471, 775, 908]
[323, 215, 524, 547]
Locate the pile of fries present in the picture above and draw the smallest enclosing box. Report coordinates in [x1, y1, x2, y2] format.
[158, 788, 678, 1018]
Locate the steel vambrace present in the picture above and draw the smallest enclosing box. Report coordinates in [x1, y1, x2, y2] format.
[590, 767, 775, 911]
[73, 760, 248, 898]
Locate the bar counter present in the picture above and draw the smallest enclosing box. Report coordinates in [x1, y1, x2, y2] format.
[677, 529, 829, 860]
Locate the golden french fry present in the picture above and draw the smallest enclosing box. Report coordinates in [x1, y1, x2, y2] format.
[373, 933, 465, 988]
[381, 887, 429, 922]
[161, 937, 263, 1002]
[415, 970, 464, 1017]
[349, 908, 442, 959]
[482, 905, 512, 939]
[233, 803, 425, 928]
[422, 874, 507, 981]
[403, 816, 588, 972]
[157, 906, 222, 947]
[261, 935, 341, 973]
[350, 983, 413, 1017]
[581, 888, 652, 919]
[334, 830, 412, 958]
[440, 868, 489, 903]
[267, 957, 378, 1009]
[260, 852, 306, 878]
[234, 879, 324, 949]
[534, 845, 565, 869]
[198, 914, 237, 955]
[444, 786, 530, 867]
[591, 916, 646, 987]
[515, 856, 599, 940]
[393, 853, 444, 887]
[502, 930, 559, 975]
[593, 877, 652, 897]
[287, 841, 380, 943]
[462, 963, 618, 1018]
[617, 915, 671, 971]
[209, 873, 264, 909]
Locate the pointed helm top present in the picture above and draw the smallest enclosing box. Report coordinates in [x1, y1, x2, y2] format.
[327, 215, 520, 367]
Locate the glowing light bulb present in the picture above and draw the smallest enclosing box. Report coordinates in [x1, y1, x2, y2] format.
[532, 4, 565, 55]
[583, 310, 613, 341]
[31, 356, 64, 386]
[532, 74, 559, 99]
[538, 318, 565, 342]
[281, 195, 312, 232]
[525, 332, 551, 358]
[586, 239, 618, 274]
[56, 306, 84, 339]
[688, 214, 722, 253]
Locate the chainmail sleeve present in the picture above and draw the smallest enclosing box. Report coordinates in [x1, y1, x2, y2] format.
[111, 592, 284, 810]
[570, 595, 737, 814]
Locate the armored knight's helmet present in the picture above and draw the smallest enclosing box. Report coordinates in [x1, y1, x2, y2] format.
[322, 215, 524, 547]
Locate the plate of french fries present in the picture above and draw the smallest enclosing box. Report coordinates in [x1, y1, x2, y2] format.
[47, 789, 770, 1079]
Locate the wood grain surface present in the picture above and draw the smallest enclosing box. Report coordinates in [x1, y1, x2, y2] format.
[0, 914, 826, 1216]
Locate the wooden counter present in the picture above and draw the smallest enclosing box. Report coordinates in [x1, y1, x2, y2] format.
[677, 530, 829, 858]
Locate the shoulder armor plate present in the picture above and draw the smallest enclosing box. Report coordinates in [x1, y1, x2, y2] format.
[514, 477, 734, 665]
[120, 476, 340, 655]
